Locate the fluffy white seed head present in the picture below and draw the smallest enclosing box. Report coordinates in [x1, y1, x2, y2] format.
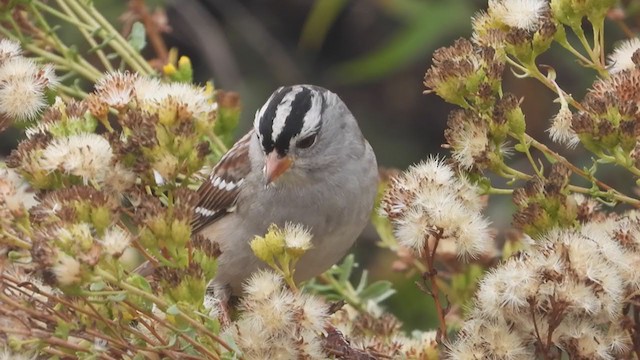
[489, 0, 547, 31]
[52, 253, 82, 286]
[381, 157, 493, 260]
[101, 226, 132, 257]
[39, 134, 113, 183]
[243, 270, 283, 301]
[607, 38, 640, 74]
[283, 222, 313, 252]
[0, 39, 22, 62]
[94, 71, 138, 109]
[548, 103, 579, 148]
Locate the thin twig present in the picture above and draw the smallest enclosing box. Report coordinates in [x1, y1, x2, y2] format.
[420, 228, 448, 343]
[129, 0, 168, 64]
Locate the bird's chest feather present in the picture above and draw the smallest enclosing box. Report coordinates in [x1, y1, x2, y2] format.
[237, 180, 353, 238]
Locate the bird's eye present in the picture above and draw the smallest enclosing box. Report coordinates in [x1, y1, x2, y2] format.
[296, 134, 317, 149]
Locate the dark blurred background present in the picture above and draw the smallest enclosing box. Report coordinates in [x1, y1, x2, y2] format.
[4, 0, 632, 330]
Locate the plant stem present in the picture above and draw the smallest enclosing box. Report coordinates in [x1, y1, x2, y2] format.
[0, 230, 31, 249]
[317, 273, 366, 313]
[422, 230, 448, 343]
[487, 187, 514, 195]
[518, 135, 544, 177]
[521, 133, 640, 208]
[94, 268, 233, 354]
[53, 0, 114, 72]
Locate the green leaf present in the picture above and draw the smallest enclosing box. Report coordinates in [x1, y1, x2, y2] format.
[166, 304, 180, 315]
[337, 254, 355, 284]
[89, 280, 106, 291]
[107, 292, 127, 302]
[128, 22, 147, 52]
[355, 270, 369, 293]
[513, 143, 528, 153]
[54, 321, 72, 339]
[359, 280, 395, 302]
[126, 274, 154, 312]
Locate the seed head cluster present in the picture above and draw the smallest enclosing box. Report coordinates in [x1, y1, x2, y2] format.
[380, 157, 493, 260]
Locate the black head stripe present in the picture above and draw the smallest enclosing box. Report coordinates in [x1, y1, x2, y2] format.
[259, 87, 289, 154]
[274, 87, 313, 155]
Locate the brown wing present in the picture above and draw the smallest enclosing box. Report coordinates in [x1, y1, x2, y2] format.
[191, 130, 253, 233]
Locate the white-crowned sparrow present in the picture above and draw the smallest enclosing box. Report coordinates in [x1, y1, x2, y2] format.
[142, 85, 378, 299]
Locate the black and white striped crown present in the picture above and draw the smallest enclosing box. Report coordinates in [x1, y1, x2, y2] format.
[253, 85, 327, 155]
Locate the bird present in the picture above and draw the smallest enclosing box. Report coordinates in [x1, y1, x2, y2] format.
[142, 85, 378, 304]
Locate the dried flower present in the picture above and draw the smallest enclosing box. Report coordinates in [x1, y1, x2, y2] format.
[100, 225, 131, 257]
[489, 0, 548, 31]
[449, 213, 640, 359]
[0, 39, 22, 62]
[380, 157, 493, 259]
[0, 56, 56, 121]
[548, 92, 579, 147]
[607, 38, 640, 74]
[39, 133, 113, 184]
[93, 70, 138, 110]
[424, 39, 504, 107]
[445, 110, 491, 170]
[52, 253, 82, 286]
[224, 270, 329, 360]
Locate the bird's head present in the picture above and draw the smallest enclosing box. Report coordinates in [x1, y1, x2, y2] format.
[252, 85, 357, 185]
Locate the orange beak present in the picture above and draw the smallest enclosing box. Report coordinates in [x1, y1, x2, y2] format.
[265, 151, 293, 184]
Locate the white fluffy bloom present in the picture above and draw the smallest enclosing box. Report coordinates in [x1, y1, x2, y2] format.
[607, 38, 640, 74]
[0, 58, 45, 120]
[283, 222, 313, 252]
[232, 270, 330, 359]
[134, 78, 216, 119]
[489, 0, 547, 31]
[0, 167, 37, 211]
[101, 226, 131, 256]
[244, 270, 283, 301]
[381, 157, 493, 259]
[52, 253, 82, 286]
[39, 134, 113, 183]
[450, 216, 640, 359]
[0, 347, 35, 360]
[93, 71, 138, 109]
[548, 102, 579, 147]
[0, 39, 22, 62]
[448, 120, 489, 170]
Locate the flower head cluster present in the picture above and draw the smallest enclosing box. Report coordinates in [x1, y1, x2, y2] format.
[27, 186, 130, 287]
[449, 212, 640, 359]
[251, 222, 314, 267]
[329, 303, 439, 358]
[607, 38, 640, 74]
[380, 157, 493, 260]
[224, 270, 329, 359]
[572, 65, 640, 158]
[424, 38, 505, 108]
[472, 0, 557, 58]
[551, 0, 616, 29]
[88, 71, 217, 122]
[84, 71, 217, 185]
[0, 39, 56, 127]
[512, 163, 575, 236]
[444, 94, 521, 171]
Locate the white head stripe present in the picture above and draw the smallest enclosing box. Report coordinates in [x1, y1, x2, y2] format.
[297, 91, 324, 139]
[271, 86, 304, 141]
[253, 87, 283, 130]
